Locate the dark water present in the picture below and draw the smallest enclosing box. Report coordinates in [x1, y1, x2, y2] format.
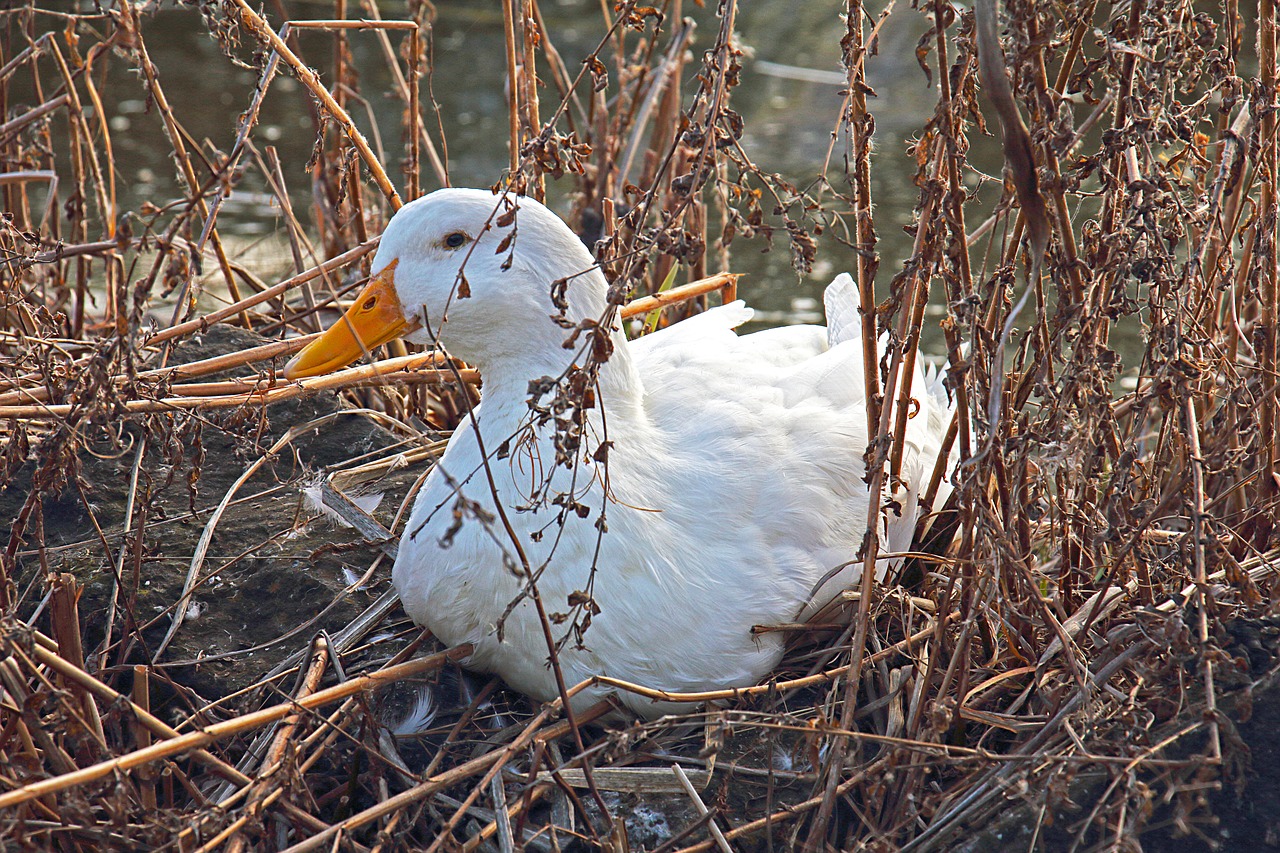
[82, 1, 968, 339]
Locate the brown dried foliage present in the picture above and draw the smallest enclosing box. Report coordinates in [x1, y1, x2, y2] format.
[1, 0, 1278, 850]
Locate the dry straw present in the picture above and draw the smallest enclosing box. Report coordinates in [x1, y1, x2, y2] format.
[1, 0, 1278, 850]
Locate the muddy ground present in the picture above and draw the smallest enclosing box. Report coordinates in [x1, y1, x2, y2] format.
[3, 325, 426, 698]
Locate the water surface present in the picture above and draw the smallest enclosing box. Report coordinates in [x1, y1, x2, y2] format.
[90, 1, 962, 342]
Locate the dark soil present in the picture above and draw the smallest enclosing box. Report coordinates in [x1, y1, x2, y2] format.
[1141, 668, 1280, 851]
[3, 325, 422, 700]
[951, 626, 1280, 853]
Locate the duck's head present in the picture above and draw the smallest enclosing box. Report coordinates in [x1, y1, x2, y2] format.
[284, 188, 607, 379]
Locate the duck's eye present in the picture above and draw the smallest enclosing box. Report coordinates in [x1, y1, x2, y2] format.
[444, 232, 468, 249]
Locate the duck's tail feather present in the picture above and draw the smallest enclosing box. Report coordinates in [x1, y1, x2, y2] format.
[915, 358, 960, 532]
[921, 359, 953, 410]
[824, 271, 960, 538]
[824, 273, 861, 347]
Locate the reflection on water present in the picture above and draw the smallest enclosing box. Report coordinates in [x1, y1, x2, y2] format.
[32, 2, 1152, 362]
[31, 2, 1161, 370]
[63, 2, 959, 330]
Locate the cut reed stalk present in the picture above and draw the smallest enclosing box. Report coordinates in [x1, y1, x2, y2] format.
[48, 574, 106, 751]
[130, 665, 157, 811]
[0, 272, 734, 418]
[813, 0, 884, 842]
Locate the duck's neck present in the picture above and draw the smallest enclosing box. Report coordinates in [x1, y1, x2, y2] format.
[460, 267, 643, 439]
[477, 328, 639, 423]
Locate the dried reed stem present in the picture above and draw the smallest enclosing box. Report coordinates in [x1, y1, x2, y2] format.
[233, 0, 403, 210]
[0, 645, 471, 811]
[279, 700, 613, 853]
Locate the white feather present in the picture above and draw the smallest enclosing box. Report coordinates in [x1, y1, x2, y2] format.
[301, 485, 383, 528]
[382, 685, 438, 737]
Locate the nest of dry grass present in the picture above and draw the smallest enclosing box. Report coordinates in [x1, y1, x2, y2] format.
[1, 0, 1279, 850]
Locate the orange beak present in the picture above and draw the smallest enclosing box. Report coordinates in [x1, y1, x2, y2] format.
[284, 260, 414, 379]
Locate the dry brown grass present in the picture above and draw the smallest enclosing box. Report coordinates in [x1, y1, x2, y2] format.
[1, 0, 1278, 850]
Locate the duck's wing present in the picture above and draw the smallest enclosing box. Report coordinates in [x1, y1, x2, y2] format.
[550, 287, 954, 704]
[617, 300, 870, 613]
[618, 279, 953, 596]
[632, 299, 836, 376]
[628, 300, 755, 360]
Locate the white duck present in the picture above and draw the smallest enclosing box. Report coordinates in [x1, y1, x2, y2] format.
[285, 188, 953, 718]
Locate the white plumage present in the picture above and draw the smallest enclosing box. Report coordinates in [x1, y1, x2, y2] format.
[291, 188, 955, 718]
